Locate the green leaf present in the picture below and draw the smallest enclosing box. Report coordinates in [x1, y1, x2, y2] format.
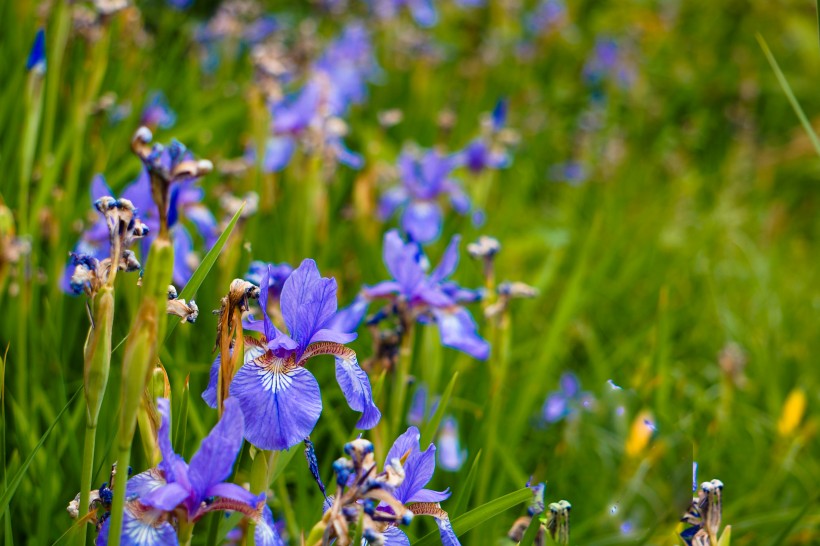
[0, 386, 82, 519]
[415, 487, 532, 546]
[452, 450, 482, 517]
[518, 514, 542, 546]
[718, 525, 732, 546]
[269, 447, 299, 485]
[420, 371, 458, 447]
[165, 202, 246, 342]
[756, 34, 820, 157]
[173, 376, 189, 453]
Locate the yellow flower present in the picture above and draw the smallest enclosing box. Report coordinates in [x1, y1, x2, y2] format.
[625, 411, 655, 457]
[777, 388, 807, 436]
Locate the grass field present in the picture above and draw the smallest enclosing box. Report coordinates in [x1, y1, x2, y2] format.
[1, 1, 819, 544]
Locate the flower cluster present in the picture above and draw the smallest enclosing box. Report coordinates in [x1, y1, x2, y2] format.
[203, 259, 381, 450]
[316, 428, 459, 545]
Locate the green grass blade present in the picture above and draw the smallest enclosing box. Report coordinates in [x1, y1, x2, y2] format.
[415, 487, 532, 546]
[518, 515, 542, 546]
[420, 371, 458, 447]
[165, 202, 245, 343]
[452, 450, 482, 516]
[0, 386, 82, 519]
[756, 33, 820, 157]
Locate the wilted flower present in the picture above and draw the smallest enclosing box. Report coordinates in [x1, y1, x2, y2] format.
[680, 479, 725, 546]
[379, 149, 470, 244]
[203, 260, 381, 450]
[545, 500, 571, 545]
[94, 398, 282, 545]
[166, 284, 199, 323]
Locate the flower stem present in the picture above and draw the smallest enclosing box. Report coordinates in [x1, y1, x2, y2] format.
[76, 424, 97, 546]
[106, 445, 132, 546]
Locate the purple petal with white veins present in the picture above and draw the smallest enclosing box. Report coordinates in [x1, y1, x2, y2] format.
[230, 356, 322, 450]
[188, 398, 245, 502]
[399, 442, 443, 503]
[401, 200, 443, 244]
[382, 526, 411, 546]
[126, 468, 166, 500]
[280, 259, 339, 356]
[436, 517, 461, 546]
[431, 307, 490, 360]
[255, 505, 286, 546]
[96, 504, 179, 546]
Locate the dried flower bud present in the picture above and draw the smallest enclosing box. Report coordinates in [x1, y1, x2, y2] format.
[467, 236, 501, 260]
[167, 298, 199, 324]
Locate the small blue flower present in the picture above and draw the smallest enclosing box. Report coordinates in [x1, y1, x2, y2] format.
[542, 372, 593, 423]
[140, 92, 177, 130]
[26, 29, 46, 73]
[379, 149, 469, 244]
[203, 260, 381, 450]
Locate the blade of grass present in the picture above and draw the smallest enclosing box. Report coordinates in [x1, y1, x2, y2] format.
[420, 371, 458, 447]
[0, 385, 82, 519]
[756, 34, 820, 157]
[452, 450, 482, 516]
[415, 487, 532, 546]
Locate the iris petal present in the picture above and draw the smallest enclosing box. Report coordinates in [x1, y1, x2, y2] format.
[188, 398, 245, 502]
[401, 201, 443, 244]
[230, 355, 322, 450]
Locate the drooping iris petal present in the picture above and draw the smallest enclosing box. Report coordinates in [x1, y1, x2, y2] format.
[436, 517, 461, 546]
[280, 259, 339, 357]
[96, 503, 179, 546]
[230, 356, 323, 450]
[307, 328, 358, 346]
[206, 482, 264, 507]
[431, 307, 490, 361]
[327, 294, 370, 333]
[407, 488, 451, 503]
[381, 526, 411, 546]
[334, 352, 381, 429]
[188, 398, 245, 502]
[254, 505, 286, 546]
[382, 230, 425, 294]
[401, 200, 443, 244]
[202, 342, 267, 409]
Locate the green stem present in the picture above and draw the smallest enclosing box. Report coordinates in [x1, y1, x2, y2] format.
[106, 445, 132, 546]
[76, 424, 97, 546]
[247, 450, 270, 546]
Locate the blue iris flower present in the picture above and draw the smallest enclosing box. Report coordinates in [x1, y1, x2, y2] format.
[27, 29, 46, 73]
[203, 260, 381, 450]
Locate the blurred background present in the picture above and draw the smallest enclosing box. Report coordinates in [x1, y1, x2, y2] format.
[0, 0, 818, 544]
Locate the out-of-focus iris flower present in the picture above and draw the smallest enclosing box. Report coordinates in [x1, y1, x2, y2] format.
[203, 260, 381, 450]
[454, 99, 512, 176]
[582, 38, 636, 92]
[526, 0, 566, 35]
[542, 372, 593, 423]
[369, 0, 438, 28]
[379, 148, 469, 244]
[27, 28, 46, 73]
[140, 91, 176, 130]
[437, 417, 467, 472]
[259, 23, 376, 173]
[337, 230, 489, 360]
[96, 398, 282, 546]
[246, 260, 293, 302]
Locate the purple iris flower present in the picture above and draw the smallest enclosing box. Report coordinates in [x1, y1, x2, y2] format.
[542, 372, 593, 423]
[437, 417, 467, 472]
[203, 260, 381, 450]
[381, 427, 460, 545]
[582, 38, 635, 91]
[246, 260, 293, 302]
[379, 149, 469, 244]
[454, 98, 511, 175]
[338, 230, 489, 360]
[27, 28, 46, 73]
[370, 0, 438, 28]
[140, 92, 177, 130]
[526, 0, 566, 35]
[97, 398, 282, 546]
